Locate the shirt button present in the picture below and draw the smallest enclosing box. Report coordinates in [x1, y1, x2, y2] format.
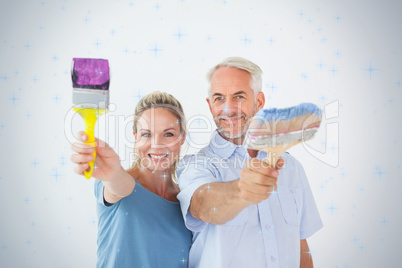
[271, 256, 276, 262]
[265, 224, 271, 230]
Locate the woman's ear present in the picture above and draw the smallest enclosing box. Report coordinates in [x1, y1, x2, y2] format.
[180, 132, 186, 146]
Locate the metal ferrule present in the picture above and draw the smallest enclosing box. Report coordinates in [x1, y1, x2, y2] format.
[72, 88, 109, 110]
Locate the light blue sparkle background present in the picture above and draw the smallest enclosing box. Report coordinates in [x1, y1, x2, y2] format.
[0, 0, 401, 267]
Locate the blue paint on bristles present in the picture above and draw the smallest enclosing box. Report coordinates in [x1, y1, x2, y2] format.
[256, 103, 322, 121]
[244, 103, 322, 152]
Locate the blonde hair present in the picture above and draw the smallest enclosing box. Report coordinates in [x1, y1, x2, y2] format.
[130, 91, 186, 181]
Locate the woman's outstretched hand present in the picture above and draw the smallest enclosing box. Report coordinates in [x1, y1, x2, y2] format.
[70, 131, 123, 181]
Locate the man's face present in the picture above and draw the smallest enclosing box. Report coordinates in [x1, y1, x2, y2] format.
[207, 67, 265, 143]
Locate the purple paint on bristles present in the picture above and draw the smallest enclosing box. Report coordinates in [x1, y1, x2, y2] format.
[72, 58, 109, 90]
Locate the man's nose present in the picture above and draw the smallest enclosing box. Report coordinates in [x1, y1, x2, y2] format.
[221, 99, 239, 114]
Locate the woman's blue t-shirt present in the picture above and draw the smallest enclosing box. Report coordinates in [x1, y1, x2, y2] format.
[95, 179, 192, 268]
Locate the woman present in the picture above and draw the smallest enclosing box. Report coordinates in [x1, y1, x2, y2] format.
[71, 91, 192, 267]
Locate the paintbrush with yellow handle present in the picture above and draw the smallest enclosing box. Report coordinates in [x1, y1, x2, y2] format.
[71, 58, 110, 179]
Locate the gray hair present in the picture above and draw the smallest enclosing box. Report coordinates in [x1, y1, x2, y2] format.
[207, 57, 263, 96]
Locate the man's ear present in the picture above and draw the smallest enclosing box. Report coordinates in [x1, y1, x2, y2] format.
[133, 132, 137, 141]
[206, 97, 213, 113]
[256, 91, 265, 111]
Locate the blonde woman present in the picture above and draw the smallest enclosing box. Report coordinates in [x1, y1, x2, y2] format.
[71, 91, 192, 268]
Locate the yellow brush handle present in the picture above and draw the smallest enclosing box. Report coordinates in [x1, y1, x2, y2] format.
[73, 107, 105, 179]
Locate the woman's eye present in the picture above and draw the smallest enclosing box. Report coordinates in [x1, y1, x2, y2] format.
[165, 132, 174, 137]
[141, 133, 151, 137]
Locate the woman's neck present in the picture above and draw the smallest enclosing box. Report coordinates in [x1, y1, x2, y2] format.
[130, 167, 179, 202]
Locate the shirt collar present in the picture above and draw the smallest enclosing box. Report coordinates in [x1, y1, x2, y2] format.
[209, 130, 244, 159]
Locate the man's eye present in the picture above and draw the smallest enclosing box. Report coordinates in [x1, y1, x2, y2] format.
[141, 133, 151, 137]
[235, 95, 245, 99]
[214, 96, 224, 102]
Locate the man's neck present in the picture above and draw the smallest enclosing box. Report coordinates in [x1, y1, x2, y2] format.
[218, 132, 244, 146]
[217, 131, 258, 157]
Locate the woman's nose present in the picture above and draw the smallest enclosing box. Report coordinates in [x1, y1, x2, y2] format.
[150, 135, 165, 149]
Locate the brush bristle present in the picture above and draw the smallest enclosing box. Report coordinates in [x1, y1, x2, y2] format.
[244, 103, 322, 149]
[249, 103, 322, 134]
[72, 58, 110, 109]
[72, 58, 109, 90]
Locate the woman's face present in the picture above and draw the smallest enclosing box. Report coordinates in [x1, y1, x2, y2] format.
[134, 107, 185, 173]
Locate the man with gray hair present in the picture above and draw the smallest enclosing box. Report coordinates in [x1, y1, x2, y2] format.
[177, 57, 322, 268]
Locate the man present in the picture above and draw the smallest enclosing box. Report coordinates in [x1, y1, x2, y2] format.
[177, 57, 322, 268]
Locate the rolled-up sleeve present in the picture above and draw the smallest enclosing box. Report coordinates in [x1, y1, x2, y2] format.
[293, 158, 323, 239]
[177, 154, 218, 232]
[94, 180, 107, 206]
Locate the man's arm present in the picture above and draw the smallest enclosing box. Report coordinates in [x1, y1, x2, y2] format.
[189, 158, 282, 225]
[189, 180, 248, 225]
[300, 239, 313, 268]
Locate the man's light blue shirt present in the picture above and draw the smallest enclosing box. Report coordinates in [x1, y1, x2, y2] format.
[177, 131, 323, 268]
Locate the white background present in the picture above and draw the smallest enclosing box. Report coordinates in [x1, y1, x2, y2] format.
[0, 0, 401, 267]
